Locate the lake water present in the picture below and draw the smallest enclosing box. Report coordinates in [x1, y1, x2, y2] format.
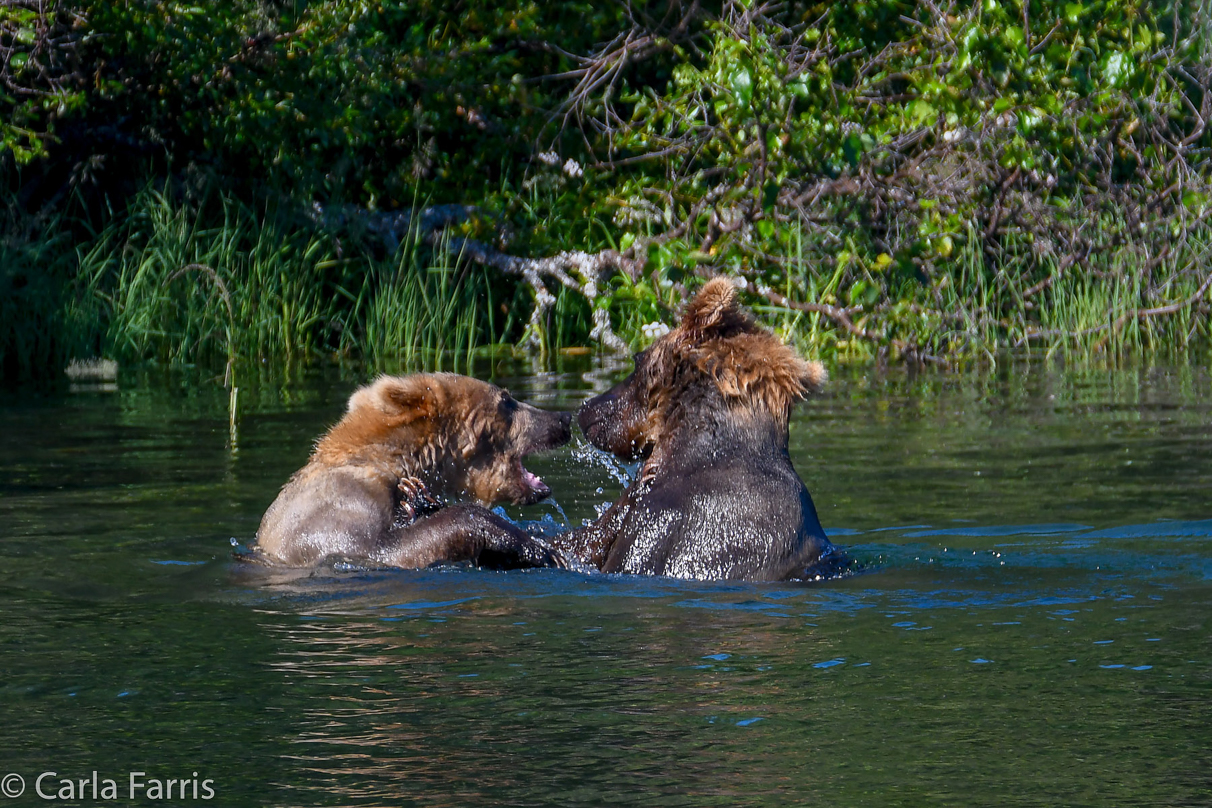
[2, 359, 1210, 806]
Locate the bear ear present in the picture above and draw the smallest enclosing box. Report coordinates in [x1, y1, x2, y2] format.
[351, 375, 436, 424]
[799, 359, 828, 397]
[681, 277, 749, 339]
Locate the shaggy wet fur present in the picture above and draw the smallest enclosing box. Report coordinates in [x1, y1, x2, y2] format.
[254, 373, 571, 569]
[553, 278, 836, 581]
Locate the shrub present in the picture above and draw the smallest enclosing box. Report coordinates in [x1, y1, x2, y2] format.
[2, 0, 1210, 374]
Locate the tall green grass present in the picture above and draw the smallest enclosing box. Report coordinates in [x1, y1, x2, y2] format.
[772, 218, 1212, 366]
[50, 187, 512, 376]
[363, 232, 502, 371]
[74, 189, 343, 367]
[0, 204, 95, 378]
[5, 184, 1210, 382]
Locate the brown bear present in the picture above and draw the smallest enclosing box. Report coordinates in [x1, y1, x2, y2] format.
[253, 373, 571, 569]
[551, 277, 837, 581]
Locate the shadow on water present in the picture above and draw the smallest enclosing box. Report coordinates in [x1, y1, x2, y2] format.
[1, 358, 1211, 806]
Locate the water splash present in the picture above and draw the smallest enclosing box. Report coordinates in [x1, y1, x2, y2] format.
[569, 437, 635, 486]
[545, 499, 570, 527]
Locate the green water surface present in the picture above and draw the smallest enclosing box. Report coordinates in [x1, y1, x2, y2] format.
[1, 361, 1209, 806]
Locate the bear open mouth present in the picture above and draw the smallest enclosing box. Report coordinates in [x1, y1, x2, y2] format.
[517, 457, 552, 501]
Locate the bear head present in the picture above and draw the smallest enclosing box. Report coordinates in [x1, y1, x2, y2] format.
[316, 373, 572, 505]
[578, 277, 826, 461]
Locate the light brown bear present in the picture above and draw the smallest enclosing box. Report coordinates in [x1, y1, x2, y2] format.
[254, 373, 571, 569]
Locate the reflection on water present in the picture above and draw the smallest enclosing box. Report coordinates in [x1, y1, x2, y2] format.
[1, 360, 1210, 806]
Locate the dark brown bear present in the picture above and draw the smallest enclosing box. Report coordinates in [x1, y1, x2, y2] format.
[254, 373, 571, 569]
[552, 278, 836, 581]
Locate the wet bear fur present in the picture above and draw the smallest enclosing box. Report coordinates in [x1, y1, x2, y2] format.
[555, 278, 836, 581]
[254, 373, 571, 569]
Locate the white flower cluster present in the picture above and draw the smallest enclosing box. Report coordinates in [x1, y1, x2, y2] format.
[533, 151, 583, 178]
[613, 198, 663, 226]
[1029, 169, 1058, 189]
[941, 128, 964, 143]
[641, 321, 671, 340]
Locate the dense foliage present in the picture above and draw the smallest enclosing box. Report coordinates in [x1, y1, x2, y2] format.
[2, 0, 1211, 377]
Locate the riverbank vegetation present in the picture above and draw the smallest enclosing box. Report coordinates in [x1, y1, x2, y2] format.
[3, 0, 1210, 378]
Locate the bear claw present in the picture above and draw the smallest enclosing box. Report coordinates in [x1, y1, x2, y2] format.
[394, 476, 443, 527]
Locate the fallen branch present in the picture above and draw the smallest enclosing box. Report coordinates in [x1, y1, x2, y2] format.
[737, 277, 947, 366]
[447, 235, 636, 352]
[312, 202, 637, 352]
[1093, 270, 1212, 351]
[741, 280, 873, 339]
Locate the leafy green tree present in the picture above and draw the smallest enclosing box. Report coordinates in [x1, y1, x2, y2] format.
[2, 0, 1210, 372]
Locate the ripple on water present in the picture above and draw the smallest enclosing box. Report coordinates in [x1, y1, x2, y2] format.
[1079, 519, 1212, 539]
[387, 597, 481, 610]
[903, 523, 1092, 538]
[3, 365, 1211, 806]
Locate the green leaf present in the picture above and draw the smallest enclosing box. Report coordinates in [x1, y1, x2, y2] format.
[731, 66, 753, 105]
[842, 133, 865, 165]
[910, 99, 935, 124]
[762, 181, 779, 211]
[1101, 52, 1134, 89]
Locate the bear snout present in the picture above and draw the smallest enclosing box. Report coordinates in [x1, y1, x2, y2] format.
[538, 410, 572, 452]
[577, 391, 647, 459]
[542, 409, 573, 448]
[517, 405, 573, 454]
[576, 390, 615, 436]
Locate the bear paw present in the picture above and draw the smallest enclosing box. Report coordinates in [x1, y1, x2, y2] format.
[393, 476, 443, 527]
